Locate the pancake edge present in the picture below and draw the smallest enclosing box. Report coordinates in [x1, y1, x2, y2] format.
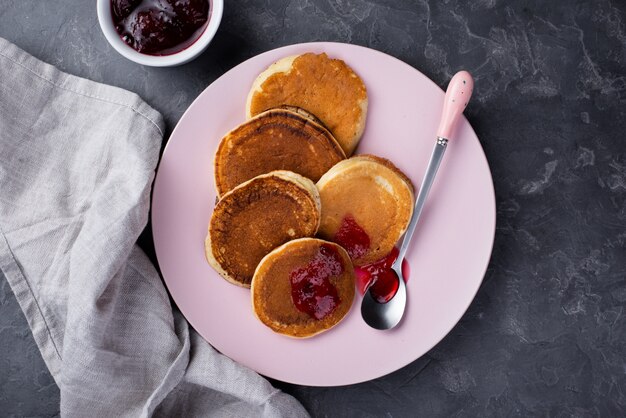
[316, 155, 415, 265]
[317, 155, 415, 199]
[205, 170, 322, 288]
[251, 237, 355, 338]
[214, 107, 346, 198]
[245, 55, 298, 119]
[245, 53, 368, 156]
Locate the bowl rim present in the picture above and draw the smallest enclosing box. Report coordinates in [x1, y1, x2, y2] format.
[96, 0, 223, 67]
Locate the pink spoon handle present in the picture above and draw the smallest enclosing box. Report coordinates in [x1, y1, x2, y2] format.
[436, 71, 474, 139]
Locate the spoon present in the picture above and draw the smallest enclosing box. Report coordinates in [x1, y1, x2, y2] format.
[361, 70, 474, 330]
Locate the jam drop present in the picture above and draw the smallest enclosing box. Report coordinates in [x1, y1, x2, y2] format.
[369, 269, 399, 304]
[290, 244, 343, 320]
[333, 216, 370, 260]
[355, 247, 410, 304]
[111, 0, 209, 55]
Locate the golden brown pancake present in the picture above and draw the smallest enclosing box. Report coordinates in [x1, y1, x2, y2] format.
[214, 107, 345, 198]
[316, 155, 415, 266]
[206, 171, 321, 287]
[251, 238, 355, 338]
[246, 53, 368, 156]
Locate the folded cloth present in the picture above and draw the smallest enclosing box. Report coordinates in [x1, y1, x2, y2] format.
[0, 37, 308, 417]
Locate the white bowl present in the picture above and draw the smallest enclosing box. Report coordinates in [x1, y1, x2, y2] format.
[97, 0, 223, 67]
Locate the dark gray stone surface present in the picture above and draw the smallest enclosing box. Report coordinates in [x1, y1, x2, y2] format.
[1, 0, 624, 416]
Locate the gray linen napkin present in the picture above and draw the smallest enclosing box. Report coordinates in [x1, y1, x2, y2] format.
[0, 37, 308, 417]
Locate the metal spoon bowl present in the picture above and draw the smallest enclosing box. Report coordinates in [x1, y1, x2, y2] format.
[361, 261, 406, 330]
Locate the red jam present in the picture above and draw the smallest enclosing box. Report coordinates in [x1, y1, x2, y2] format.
[290, 244, 343, 320]
[333, 216, 370, 259]
[355, 247, 410, 303]
[111, 0, 210, 55]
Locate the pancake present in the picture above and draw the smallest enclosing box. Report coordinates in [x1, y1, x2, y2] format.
[251, 238, 355, 338]
[206, 171, 321, 287]
[214, 106, 345, 197]
[246, 52, 368, 156]
[316, 155, 415, 266]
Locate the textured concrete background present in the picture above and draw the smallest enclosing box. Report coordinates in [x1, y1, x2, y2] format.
[1, 0, 625, 416]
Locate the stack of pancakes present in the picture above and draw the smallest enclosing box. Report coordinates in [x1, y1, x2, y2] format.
[206, 52, 414, 338]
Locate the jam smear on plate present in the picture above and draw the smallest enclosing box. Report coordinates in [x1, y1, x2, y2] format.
[111, 0, 210, 55]
[333, 215, 370, 260]
[290, 244, 343, 320]
[355, 247, 410, 303]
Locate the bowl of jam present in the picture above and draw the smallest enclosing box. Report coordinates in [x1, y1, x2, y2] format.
[97, 0, 223, 66]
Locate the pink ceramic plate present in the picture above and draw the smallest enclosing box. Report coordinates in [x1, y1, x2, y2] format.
[152, 42, 495, 386]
